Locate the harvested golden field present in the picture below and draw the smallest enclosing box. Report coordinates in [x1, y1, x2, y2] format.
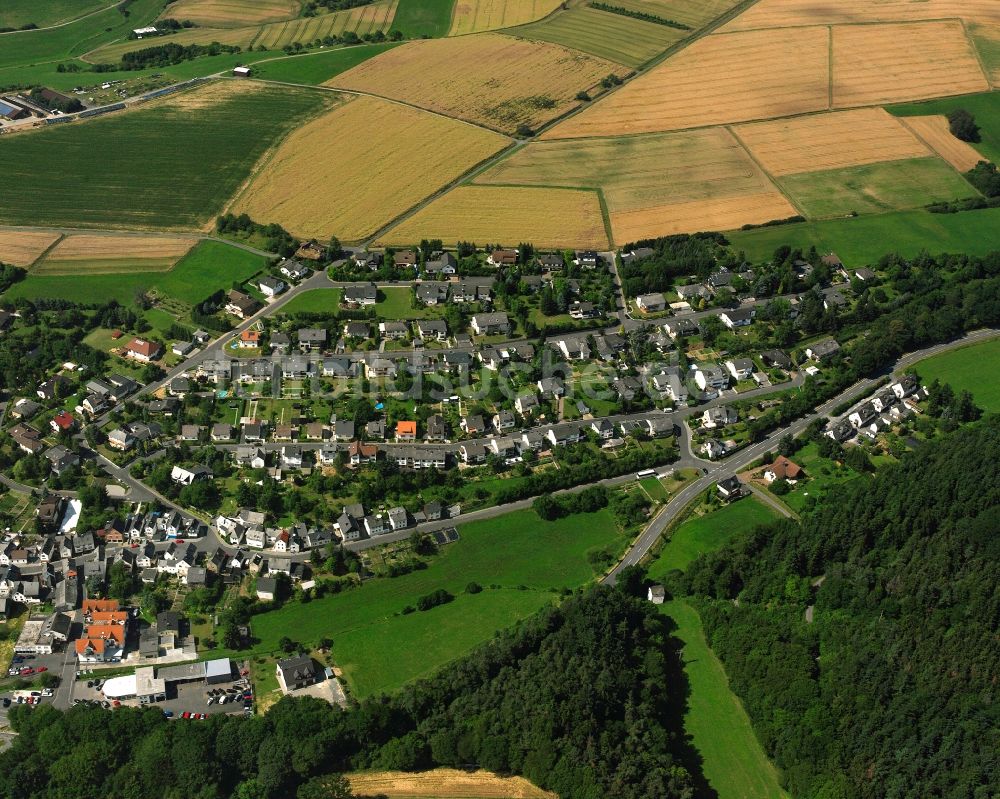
[613, 192, 799, 243]
[348, 769, 557, 798]
[231, 96, 509, 242]
[832, 21, 990, 108]
[158, 0, 301, 27]
[0, 231, 61, 267]
[33, 235, 197, 274]
[608, 0, 743, 28]
[898, 115, 988, 172]
[476, 127, 787, 243]
[378, 186, 609, 249]
[723, 0, 1000, 31]
[449, 0, 562, 35]
[543, 26, 830, 138]
[733, 108, 930, 176]
[329, 33, 626, 134]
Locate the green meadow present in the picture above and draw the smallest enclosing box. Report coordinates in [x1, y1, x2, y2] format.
[390, 0, 455, 38]
[913, 337, 1000, 413]
[278, 288, 343, 315]
[727, 206, 1000, 267]
[216, 507, 627, 697]
[252, 43, 403, 84]
[887, 90, 1000, 166]
[0, 83, 331, 229]
[0, 0, 108, 30]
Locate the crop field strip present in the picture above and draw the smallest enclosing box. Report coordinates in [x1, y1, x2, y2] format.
[475, 126, 795, 242]
[84, 1, 398, 62]
[614, 193, 798, 243]
[348, 769, 557, 798]
[897, 115, 987, 172]
[542, 26, 832, 138]
[32, 234, 198, 275]
[231, 95, 510, 242]
[329, 32, 626, 134]
[448, 0, 562, 35]
[157, 0, 302, 27]
[969, 24, 1000, 87]
[378, 185, 609, 249]
[774, 157, 980, 219]
[731, 108, 932, 176]
[831, 20, 991, 108]
[0, 80, 334, 229]
[0, 231, 62, 267]
[511, 5, 685, 68]
[720, 0, 1000, 31]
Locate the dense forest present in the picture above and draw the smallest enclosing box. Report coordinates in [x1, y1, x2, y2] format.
[0, 588, 695, 799]
[679, 416, 1000, 799]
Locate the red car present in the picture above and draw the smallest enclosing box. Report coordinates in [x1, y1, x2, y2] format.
[182, 712, 191, 719]
[112, 700, 121, 707]
[19, 668, 33, 676]
[36, 667, 47, 673]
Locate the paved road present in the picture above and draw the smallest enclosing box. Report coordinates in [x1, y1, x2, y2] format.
[602, 328, 1000, 584]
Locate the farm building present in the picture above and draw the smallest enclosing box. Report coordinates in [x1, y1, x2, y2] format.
[233, 66, 252, 77]
[0, 99, 28, 121]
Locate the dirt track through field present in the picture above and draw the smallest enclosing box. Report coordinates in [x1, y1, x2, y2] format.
[733, 108, 931, 176]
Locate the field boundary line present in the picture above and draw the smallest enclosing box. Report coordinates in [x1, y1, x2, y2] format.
[595, 188, 615, 249]
[26, 233, 66, 271]
[827, 25, 834, 109]
[725, 125, 807, 218]
[896, 117, 987, 187]
[719, 15, 970, 34]
[960, 18, 994, 86]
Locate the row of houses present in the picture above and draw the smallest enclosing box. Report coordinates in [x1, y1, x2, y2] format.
[826, 375, 925, 443]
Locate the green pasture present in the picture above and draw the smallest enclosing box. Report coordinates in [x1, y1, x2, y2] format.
[913, 336, 1000, 412]
[727, 206, 1000, 267]
[0, 0, 108, 30]
[888, 90, 1000, 166]
[279, 288, 342, 315]
[0, 82, 331, 229]
[252, 43, 402, 84]
[777, 157, 977, 219]
[390, 0, 454, 38]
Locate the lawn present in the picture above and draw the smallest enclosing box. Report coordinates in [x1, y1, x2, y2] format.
[661, 599, 789, 799]
[5, 240, 267, 305]
[0, 0, 108, 29]
[376, 286, 444, 320]
[646, 497, 780, 579]
[216, 507, 625, 697]
[390, 0, 455, 38]
[913, 337, 1000, 412]
[0, 82, 332, 229]
[777, 157, 978, 218]
[727, 206, 1000, 267]
[278, 288, 342, 315]
[779, 441, 864, 514]
[639, 476, 668, 501]
[887, 91, 1000, 166]
[251, 43, 403, 84]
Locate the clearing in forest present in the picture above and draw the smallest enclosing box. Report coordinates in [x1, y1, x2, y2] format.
[897, 115, 988, 172]
[832, 20, 990, 108]
[158, 0, 302, 27]
[448, 0, 562, 35]
[329, 33, 626, 134]
[33, 235, 197, 275]
[231, 96, 510, 242]
[378, 186, 609, 249]
[476, 127, 790, 243]
[722, 0, 1000, 31]
[732, 108, 931, 176]
[543, 26, 830, 138]
[348, 769, 557, 798]
[0, 231, 61, 268]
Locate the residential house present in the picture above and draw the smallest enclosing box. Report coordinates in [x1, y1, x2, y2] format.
[258, 276, 286, 298]
[235, 446, 266, 469]
[460, 415, 487, 436]
[346, 440, 378, 468]
[49, 410, 76, 434]
[719, 307, 754, 329]
[281, 446, 304, 469]
[805, 339, 841, 362]
[651, 367, 687, 403]
[545, 423, 581, 448]
[171, 465, 212, 486]
[764, 456, 802, 483]
[761, 349, 793, 370]
[225, 290, 261, 319]
[515, 393, 540, 415]
[574, 250, 599, 268]
[470, 312, 510, 336]
[664, 318, 698, 339]
[395, 421, 417, 442]
[341, 284, 377, 306]
[124, 337, 162, 363]
[537, 376, 565, 398]
[276, 656, 318, 692]
[297, 328, 327, 352]
[487, 248, 518, 267]
[635, 293, 667, 313]
[716, 476, 743, 500]
[459, 441, 488, 464]
[238, 329, 261, 349]
[343, 321, 370, 340]
[416, 319, 448, 342]
[425, 414, 448, 441]
[725, 358, 755, 381]
[211, 423, 234, 442]
[693, 363, 729, 393]
[702, 406, 738, 429]
[379, 321, 409, 340]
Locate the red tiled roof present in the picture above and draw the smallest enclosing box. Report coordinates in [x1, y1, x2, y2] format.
[126, 338, 160, 358]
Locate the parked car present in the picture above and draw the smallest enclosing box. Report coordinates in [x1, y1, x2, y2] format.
[182, 712, 191, 719]
[36, 667, 47, 673]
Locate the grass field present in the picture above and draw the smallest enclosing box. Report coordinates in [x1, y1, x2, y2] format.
[0, 0, 108, 29]
[646, 497, 780, 578]
[831, 21, 990, 108]
[449, 0, 561, 35]
[231, 95, 509, 242]
[250, 42, 402, 83]
[158, 0, 301, 27]
[228, 507, 625, 697]
[391, 0, 455, 37]
[86, 1, 398, 61]
[971, 24, 1000, 87]
[513, 5, 683, 68]
[277, 288, 341, 315]
[778, 441, 865, 513]
[379, 185, 609, 249]
[912, 337, 1000, 412]
[32, 235, 197, 275]
[776, 157, 978, 218]
[662, 600, 789, 799]
[0, 231, 61, 267]
[545, 26, 830, 138]
[728, 206, 1000, 266]
[5, 240, 266, 305]
[0, 0, 163, 71]
[722, 0, 1000, 31]
[0, 82, 331, 229]
[733, 108, 931, 177]
[329, 32, 625, 134]
[348, 769, 556, 798]
[888, 91, 1000, 166]
[477, 127, 794, 243]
